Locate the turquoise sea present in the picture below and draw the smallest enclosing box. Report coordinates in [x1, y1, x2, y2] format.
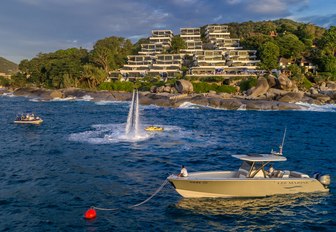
[0, 94, 335, 231]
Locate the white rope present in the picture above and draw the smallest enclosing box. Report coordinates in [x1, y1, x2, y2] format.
[92, 178, 169, 211]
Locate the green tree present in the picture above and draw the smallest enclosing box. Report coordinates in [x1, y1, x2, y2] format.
[80, 64, 106, 89]
[90, 36, 133, 72]
[240, 34, 273, 51]
[320, 56, 336, 73]
[287, 64, 303, 81]
[276, 33, 305, 59]
[256, 21, 277, 34]
[17, 48, 89, 88]
[169, 35, 187, 53]
[318, 26, 336, 56]
[260, 41, 280, 70]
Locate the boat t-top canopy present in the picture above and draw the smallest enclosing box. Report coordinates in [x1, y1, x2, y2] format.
[232, 154, 287, 162]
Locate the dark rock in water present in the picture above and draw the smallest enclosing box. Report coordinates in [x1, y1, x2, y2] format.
[219, 99, 243, 110]
[241, 99, 304, 110]
[278, 92, 304, 103]
[140, 93, 171, 107]
[310, 94, 331, 103]
[63, 88, 88, 98]
[10, 87, 308, 111]
[319, 90, 336, 100]
[14, 87, 52, 100]
[50, 90, 64, 99]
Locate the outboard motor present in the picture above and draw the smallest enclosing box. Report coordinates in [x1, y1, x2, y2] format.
[314, 172, 331, 188]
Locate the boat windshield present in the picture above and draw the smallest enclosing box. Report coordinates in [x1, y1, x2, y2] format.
[238, 160, 269, 178]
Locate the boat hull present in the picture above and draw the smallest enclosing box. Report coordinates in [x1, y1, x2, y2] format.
[168, 173, 329, 198]
[14, 120, 43, 125]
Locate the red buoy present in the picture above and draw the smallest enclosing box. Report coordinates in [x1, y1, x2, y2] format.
[84, 208, 97, 219]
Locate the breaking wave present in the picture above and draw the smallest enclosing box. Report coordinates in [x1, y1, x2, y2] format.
[296, 102, 336, 112]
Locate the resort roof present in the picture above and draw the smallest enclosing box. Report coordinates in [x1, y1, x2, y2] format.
[232, 154, 287, 162]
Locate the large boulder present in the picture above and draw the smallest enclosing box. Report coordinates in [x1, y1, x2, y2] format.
[277, 73, 296, 90]
[175, 80, 193, 94]
[50, 90, 64, 99]
[170, 87, 178, 94]
[219, 92, 232, 99]
[267, 74, 277, 88]
[310, 94, 331, 103]
[156, 86, 165, 93]
[278, 91, 304, 103]
[163, 85, 171, 93]
[321, 81, 336, 91]
[266, 88, 289, 100]
[247, 77, 269, 98]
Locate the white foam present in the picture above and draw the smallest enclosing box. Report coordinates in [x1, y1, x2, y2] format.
[68, 123, 189, 144]
[69, 123, 153, 144]
[296, 102, 336, 112]
[142, 104, 162, 109]
[237, 104, 247, 111]
[178, 102, 207, 109]
[178, 101, 225, 110]
[51, 96, 76, 101]
[95, 100, 128, 105]
[77, 95, 93, 101]
[1, 92, 15, 97]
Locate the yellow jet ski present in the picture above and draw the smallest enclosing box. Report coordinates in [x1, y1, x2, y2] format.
[145, 126, 164, 131]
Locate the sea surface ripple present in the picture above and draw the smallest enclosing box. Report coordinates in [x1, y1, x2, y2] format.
[0, 95, 335, 231]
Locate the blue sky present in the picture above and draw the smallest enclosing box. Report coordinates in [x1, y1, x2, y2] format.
[0, 0, 335, 63]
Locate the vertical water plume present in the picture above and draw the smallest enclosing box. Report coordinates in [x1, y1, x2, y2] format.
[125, 89, 141, 138]
[125, 90, 135, 135]
[135, 89, 140, 136]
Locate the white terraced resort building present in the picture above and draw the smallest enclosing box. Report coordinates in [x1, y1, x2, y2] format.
[118, 24, 260, 79]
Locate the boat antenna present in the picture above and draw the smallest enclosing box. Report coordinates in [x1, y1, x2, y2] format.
[279, 127, 286, 155]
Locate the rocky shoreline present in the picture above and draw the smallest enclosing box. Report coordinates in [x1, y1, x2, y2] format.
[0, 86, 312, 110]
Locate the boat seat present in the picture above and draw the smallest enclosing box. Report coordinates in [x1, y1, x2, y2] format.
[282, 170, 290, 178]
[290, 171, 310, 178]
[237, 168, 249, 178]
[275, 171, 284, 178]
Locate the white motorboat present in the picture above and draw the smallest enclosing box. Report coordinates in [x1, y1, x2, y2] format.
[14, 113, 43, 125]
[168, 135, 331, 198]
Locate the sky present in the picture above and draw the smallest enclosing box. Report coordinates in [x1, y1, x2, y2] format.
[0, 0, 335, 63]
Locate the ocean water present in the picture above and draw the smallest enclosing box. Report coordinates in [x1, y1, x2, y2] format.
[0, 95, 335, 231]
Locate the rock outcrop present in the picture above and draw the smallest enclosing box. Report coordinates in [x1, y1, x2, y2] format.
[320, 81, 336, 91]
[175, 80, 193, 94]
[267, 74, 277, 88]
[247, 77, 269, 98]
[50, 90, 64, 99]
[277, 73, 296, 90]
[278, 91, 304, 103]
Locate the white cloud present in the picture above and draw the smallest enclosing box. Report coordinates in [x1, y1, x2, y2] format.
[226, 0, 243, 5]
[171, 0, 199, 6]
[225, 0, 309, 15]
[213, 15, 223, 22]
[247, 0, 286, 14]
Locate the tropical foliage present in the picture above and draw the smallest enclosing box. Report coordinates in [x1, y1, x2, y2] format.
[192, 82, 236, 93]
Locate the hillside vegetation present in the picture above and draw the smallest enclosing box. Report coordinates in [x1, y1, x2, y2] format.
[0, 57, 18, 74]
